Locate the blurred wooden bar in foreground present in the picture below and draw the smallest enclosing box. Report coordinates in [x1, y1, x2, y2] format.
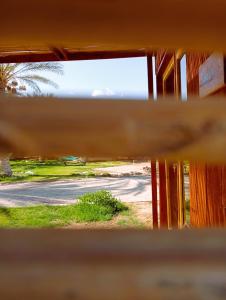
[1, 97, 226, 163]
[0, 229, 226, 300]
[1, 0, 226, 52]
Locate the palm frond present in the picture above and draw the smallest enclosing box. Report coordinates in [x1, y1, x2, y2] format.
[18, 78, 41, 94]
[13, 62, 64, 76]
[0, 61, 63, 95]
[17, 75, 59, 89]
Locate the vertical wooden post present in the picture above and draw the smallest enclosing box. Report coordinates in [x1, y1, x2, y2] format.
[147, 54, 158, 229]
[159, 162, 168, 227]
[174, 53, 185, 228]
[147, 55, 154, 99]
[156, 59, 168, 228]
[158, 51, 185, 229]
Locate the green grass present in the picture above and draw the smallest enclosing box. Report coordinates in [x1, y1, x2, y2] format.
[0, 160, 127, 183]
[0, 191, 128, 228]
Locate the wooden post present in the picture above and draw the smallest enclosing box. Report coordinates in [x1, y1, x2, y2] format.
[156, 62, 168, 228]
[161, 52, 185, 229]
[147, 54, 154, 99]
[175, 53, 185, 228]
[160, 54, 176, 229]
[159, 162, 168, 227]
[147, 54, 158, 229]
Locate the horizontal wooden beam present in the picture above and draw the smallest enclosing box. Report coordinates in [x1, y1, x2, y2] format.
[0, 229, 226, 299]
[1, 0, 226, 52]
[1, 96, 226, 163]
[0, 49, 147, 63]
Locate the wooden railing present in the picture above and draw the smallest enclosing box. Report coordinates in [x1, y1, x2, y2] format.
[1, 97, 226, 163]
[1, 0, 226, 298]
[1, 229, 226, 299]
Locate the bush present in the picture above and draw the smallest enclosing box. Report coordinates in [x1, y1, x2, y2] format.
[0, 191, 128, 228]
[75, 190, 128, 222]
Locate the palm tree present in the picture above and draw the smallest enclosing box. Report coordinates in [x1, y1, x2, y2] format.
[0, 62, 64, 176]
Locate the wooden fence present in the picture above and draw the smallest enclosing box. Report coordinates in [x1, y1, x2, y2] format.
[1, 229, 226, 300]
[1, 0, 226, 299]
[1, 97, 226, 163]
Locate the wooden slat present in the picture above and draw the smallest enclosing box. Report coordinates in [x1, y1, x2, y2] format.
[168, 163, 179, 228]
[2, 97, 226, 162]
[0, 49, 146, 63]
[147, 54, 153, 98]
[1, 0, 226, 52]
[206, 166, 225, 226]
[190, 164, 207, 227]
[1, 229, 226, 300]
[159, 162, 168, 228]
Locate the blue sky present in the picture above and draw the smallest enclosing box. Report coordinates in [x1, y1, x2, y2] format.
[180, 55, 187, 100]
[38, 57, 149, 99]
[36, 55, 187, 100]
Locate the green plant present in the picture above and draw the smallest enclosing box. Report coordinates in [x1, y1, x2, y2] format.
[75, 190, 128, 222]
[0, 191, 128, 228]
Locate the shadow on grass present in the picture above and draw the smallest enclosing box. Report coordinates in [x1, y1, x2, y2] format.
[11, 160, 86, 167]
[0, 207, 11, 217]
[0, 172, 97, 184]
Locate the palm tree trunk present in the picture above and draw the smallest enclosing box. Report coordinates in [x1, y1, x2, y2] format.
[0, 82, 5, 93]
[0, 155, 12, 177]
[0, 86, 13, 176]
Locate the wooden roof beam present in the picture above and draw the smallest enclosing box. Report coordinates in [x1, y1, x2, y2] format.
[0, 49, 147, 63]
[1, 0, 226, 52]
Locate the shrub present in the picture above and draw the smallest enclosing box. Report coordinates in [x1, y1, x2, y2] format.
[75, 190, 128, 222]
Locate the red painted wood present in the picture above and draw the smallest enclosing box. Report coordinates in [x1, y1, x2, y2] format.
[159, 162, 168, 228]
[206, 165, 224, 227]
[168, 163, 178, 228]
[190, 163, 207, 227]
[147, 55, 153, 99]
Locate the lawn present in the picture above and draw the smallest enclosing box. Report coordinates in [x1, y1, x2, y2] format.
[0, 190, 128, 228]
[0, 159, 127, 183]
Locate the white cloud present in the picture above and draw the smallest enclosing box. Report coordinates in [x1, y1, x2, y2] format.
[91, 88, 115, 98]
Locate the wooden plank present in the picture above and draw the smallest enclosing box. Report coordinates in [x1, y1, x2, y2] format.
[147, 55, 158, 228]
[206, 165, 224, 226]
[159, 162, 168, 228]
[190, 164, 207, 227]
[1, 229, 226, 300]
[1, 1, 226, 52]
[147, 55, 154, 99]
[0, 49, 146, 63]
[175, 55, 185, 228]
[3, 97, 226, 162]
[222, 166, 226, 208]
[167, 163, 179, 228]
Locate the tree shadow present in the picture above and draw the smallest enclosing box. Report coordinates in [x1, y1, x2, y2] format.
[0, 207, 11, 218]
